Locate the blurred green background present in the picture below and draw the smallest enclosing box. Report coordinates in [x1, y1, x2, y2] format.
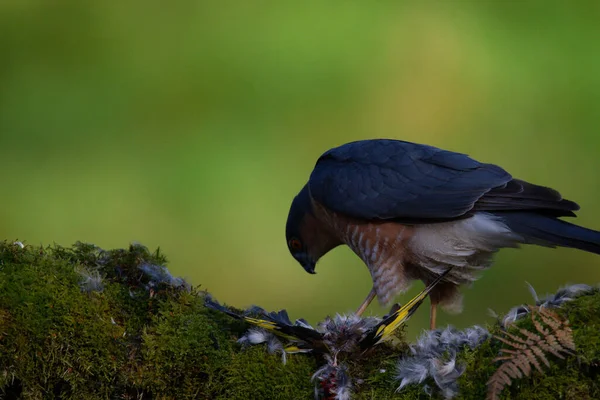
[1, 2, 599, 339]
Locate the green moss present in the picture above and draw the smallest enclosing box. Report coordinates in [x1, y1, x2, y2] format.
[0, 244, 125, 399]
[218, 346, 316, 400]
[457, 291, 600, 400]
[559, 291, 600, 363]
[0, 241, 598, 399]
[0, 241, 318, 399]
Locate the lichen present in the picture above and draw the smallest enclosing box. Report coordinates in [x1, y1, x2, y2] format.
[0, 241, 598, 399]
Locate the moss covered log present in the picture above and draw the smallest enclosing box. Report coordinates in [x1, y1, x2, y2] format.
[0, 241, 598, 399]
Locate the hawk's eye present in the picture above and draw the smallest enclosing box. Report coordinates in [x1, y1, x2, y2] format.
[289, 238, 302, 251]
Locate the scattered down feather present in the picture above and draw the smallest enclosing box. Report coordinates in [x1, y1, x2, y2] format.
[492, 283, 598, 328]
[395, 326, 491, 399]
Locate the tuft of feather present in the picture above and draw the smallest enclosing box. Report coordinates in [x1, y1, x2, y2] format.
[500, 305, 531, 329]
[332, 364, 352, 400]
[496, 283, 596, 329]
[138, 263, 191, 291]
[76, 267, 104, 293]
[239, 328, 270, 346]
[536, 283, 595, 308]
[312, 358, 353, 400]
[395, 358, 429, 389]
[395, 326, 490, 399]
[318, 313, 380, 354]
[238, 328, 288, 364]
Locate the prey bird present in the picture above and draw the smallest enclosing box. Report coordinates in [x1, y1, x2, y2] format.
[205, 267, 453, 354]
[285, 139, 600, 330]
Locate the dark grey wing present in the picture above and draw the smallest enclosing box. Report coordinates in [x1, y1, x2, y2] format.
[473, 179, 579, 217]
[308, 139, 577, 222]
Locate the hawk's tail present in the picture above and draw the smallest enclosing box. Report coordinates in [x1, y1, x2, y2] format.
[499, 212, 600, 255]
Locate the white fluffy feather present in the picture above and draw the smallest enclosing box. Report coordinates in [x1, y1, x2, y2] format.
[410, 212, 522, 276]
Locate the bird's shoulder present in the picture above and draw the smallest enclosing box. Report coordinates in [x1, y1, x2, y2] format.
[313, 138, 503, 174]
[315, 139, 435, 165]
[306, 139, 512, 221]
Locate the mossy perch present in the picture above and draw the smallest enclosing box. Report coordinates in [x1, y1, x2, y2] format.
[0, 241, 598, 399]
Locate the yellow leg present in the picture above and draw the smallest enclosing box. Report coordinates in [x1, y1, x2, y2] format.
[356, 287, 377, 316]
[430, 299, 437, 330]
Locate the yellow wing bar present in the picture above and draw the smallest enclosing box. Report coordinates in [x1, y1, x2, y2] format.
[359, 268, 453, 349]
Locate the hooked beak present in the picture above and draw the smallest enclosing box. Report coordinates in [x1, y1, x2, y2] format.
[296, 253, 316, 274]
[303, 262, 316, 274]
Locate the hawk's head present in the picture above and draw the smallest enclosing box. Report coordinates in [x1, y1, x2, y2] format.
[285, 183, 341, 275]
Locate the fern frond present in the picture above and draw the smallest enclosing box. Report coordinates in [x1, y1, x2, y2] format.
[536, 336, 566, 359]
[504, 361, 523, 379]
[529, 345, 551, 368]
[537, 308, 562, 330]
[486, 381, 503, 400]
[536, 309, 576, 354]
[486, 306, 576, 400]
[513, 351, 533, 375]
[524, 342, 544, 371]
[556, 331, 576, 353]
[494, 331, 528, 348]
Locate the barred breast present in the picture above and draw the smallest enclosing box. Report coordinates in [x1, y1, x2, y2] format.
[312, 199, 523, 309]
[311, 200, 417, 305]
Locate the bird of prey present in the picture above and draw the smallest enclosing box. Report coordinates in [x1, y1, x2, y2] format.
[285, 139, 600, 330]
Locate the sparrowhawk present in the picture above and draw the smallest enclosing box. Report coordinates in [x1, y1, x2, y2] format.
[285, 139, 600, 329]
